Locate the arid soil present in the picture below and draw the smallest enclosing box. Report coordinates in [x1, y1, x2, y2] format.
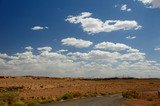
[0, 76, 160, 105]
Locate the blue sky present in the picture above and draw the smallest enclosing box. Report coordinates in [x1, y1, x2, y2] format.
[0, 0, 160, 78]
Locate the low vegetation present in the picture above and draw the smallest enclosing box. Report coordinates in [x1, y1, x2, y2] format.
[56, 92, 73, 101]
[14, 100, 25, 106]
[122, 90, 140, 99]
[0, 91, 26, 106]
[71, 92, 82, 98]
[0, 92, 51, 106]
[27, 99, 39, 106]
[0, 86, 24, 92]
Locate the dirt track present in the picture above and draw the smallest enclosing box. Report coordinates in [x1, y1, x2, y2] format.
[39, 94, 124, 106]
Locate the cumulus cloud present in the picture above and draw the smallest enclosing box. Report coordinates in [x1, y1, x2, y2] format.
[37, 47, 52, 52]
[95, 42, 130, 51]
[154, 48, 160, 51]
[0, 53, 9, 58]
[121, 4, 132, 11]
[94, 42, 139, 53]
[31, 26, 48, 30]
[126, 35, 136, 40]
[25, 46, 33, 51]
[57, 49, 68, 53]
[61, 37, 93, 48]
[65, 12, 141, 34]
[70, 50, 145, 62]
[0, 45, 159, 78]
[138, 0, 160, 8]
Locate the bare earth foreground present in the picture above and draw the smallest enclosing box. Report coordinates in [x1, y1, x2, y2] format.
[0, 76, 160, 106]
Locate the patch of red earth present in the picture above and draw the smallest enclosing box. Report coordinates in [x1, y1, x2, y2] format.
[0, 77, 160, 100]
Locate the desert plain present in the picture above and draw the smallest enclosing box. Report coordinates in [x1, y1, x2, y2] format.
[0, 76, 160, 106]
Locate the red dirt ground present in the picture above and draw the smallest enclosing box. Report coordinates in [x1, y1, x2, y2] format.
[0, 76, 160, 105]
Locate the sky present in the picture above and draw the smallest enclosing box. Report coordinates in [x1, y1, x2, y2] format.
[0, 0, 160, 78]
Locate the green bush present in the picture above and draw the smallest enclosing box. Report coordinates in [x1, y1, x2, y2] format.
[85, 92, 97, 97]
[56, 97, 62, 101]
[60, 93, 73, 100]
[122, 90, 139, 99]
[14, 100, 25, 106]
[27, 99, 39, 106]
[39, 99, 53, 104]
[89, 92, 98, 97]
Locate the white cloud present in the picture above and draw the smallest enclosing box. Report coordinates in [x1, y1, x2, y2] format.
[37, 47, 52, 52]
[126, 36, 136, 40]
[69, 49, 145, 62]
[57, 49, 68, 53]
[115, 5, 118, 8]
[0, 45, 159, 78]
[121, 4, 132, 11]
[121, 52, 145, 61]
[31, 26, 48, 30]
[138, 0, 160, 8]
[127, 48, 140, 53]
[68, 50, 121, 61]
[0, 53, 9, 58]
[94, 42, 141, 58]
[154, 48, 160, 51]
[65, 12, 141, 34]
[61, 37, 93, 48]
[25, 46, 33, 51]
[95, 42, 130, 51]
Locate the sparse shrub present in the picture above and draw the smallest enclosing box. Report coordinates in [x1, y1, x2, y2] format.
[30, 96, 35, 99]
[20, 97, 25, 101]
[27, 99, 39, 106]
[71, 92, 82, 98]
[158, 91, 160, 98]
[40, 85, 43, 88]
[39, 99, 53, 104]
[100, 92, 106, 96]
[0, 86, 24, 93]
[0, 101, 5, 106]
[89, 92, 97, 97]
[56, 97, 62, 101]
[84, 93, 89, 97]
[84, 92, 97, 97]
[55, 92, 74, 101]
[41, 97, 46, 100]
[122, 90, 139, 99]
[149, 82, 154, 84]
[60, 93, 73, 100]
[0, 92, 18, 105]
[108, 92, 111, 95]
[147, 97, 153, 101]
[14, 100, 25, 106]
